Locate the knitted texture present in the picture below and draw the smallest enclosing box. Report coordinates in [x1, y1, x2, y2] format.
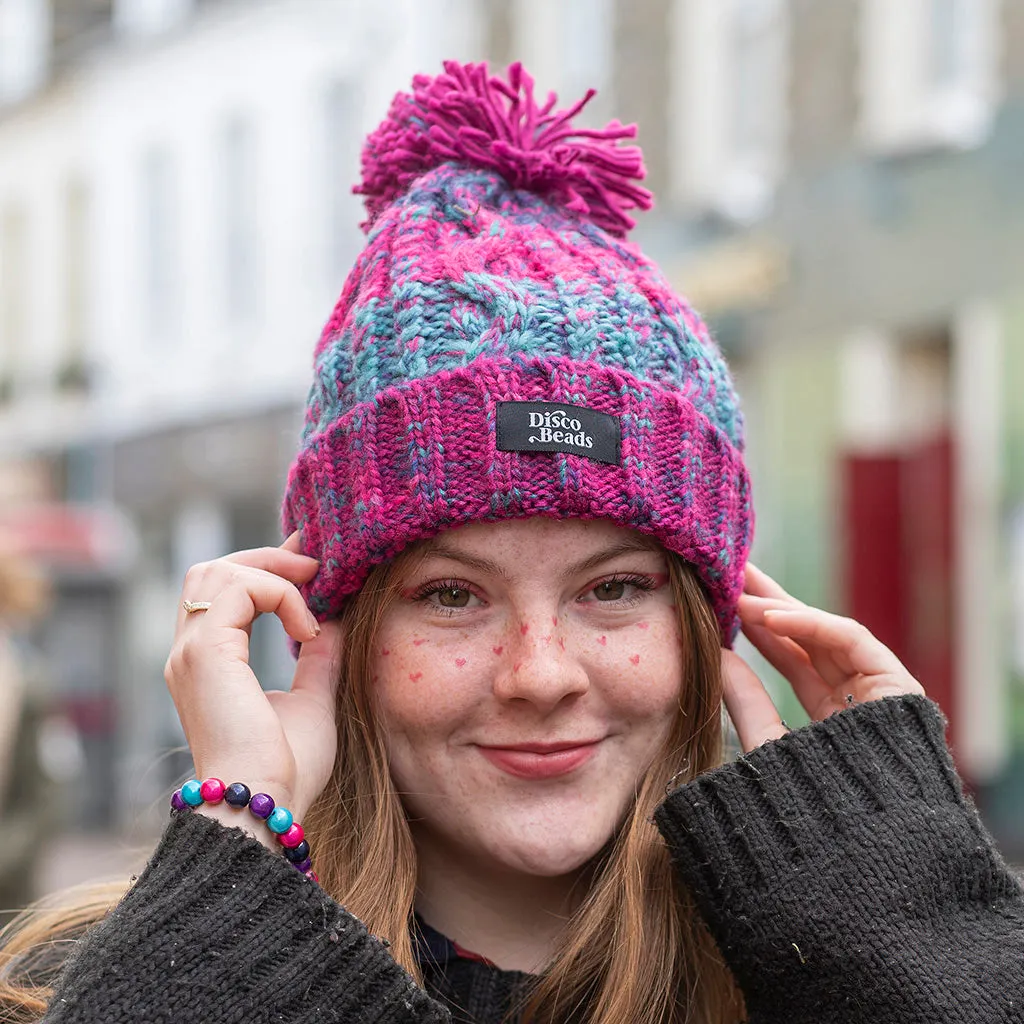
[656, 695, 1024, 1023]
[282, 62, 752, 641]
[37, 697, 1024, 1022]
[355, 61, 653, 237]
[43, 813, 451, 1024]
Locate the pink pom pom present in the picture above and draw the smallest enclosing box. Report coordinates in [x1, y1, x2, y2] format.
[355, 61, 653, 238]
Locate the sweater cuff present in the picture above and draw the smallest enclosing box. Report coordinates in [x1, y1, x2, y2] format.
[655, 694, 971, 905]
[654, 695, 1024, 1021]
[48, 812, 449, 1023]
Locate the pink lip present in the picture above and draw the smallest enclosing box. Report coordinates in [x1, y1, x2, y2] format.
[477, 741, 601, 779]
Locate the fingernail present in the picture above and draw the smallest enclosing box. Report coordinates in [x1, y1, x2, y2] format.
[308, 614, 321, 637]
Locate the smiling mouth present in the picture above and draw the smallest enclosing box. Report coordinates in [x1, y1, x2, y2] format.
[476, 741, 601, 779]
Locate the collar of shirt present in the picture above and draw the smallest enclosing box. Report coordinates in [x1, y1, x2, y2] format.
[413, 914, 497, 969]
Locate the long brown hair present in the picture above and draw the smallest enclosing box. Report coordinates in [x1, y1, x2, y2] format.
[0, 550, 742, 1023]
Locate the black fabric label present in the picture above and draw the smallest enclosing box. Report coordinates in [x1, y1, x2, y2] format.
[496, 401, 621, 466]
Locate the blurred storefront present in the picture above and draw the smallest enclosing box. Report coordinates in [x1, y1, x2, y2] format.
[1, 0, 1023, 863]
[0, 0, 486, 840]
[615, 0, 1024, 853]
[0, 457, 134, 829]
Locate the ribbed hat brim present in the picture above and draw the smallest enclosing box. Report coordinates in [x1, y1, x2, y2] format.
[283, 355, 751, 643]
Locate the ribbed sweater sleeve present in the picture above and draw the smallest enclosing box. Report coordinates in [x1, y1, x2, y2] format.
[654, 694, 1024, 1024]
[42, 812, 451, 1024]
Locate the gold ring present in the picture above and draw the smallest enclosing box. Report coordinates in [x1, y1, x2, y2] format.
[182, 600, 213, 614]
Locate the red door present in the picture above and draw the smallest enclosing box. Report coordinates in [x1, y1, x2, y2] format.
[841, 434, 956, 754]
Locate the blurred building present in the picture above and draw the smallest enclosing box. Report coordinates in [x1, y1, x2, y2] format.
[1, 0, 1022, 856]
[0, 0, 484, 833]
[588, 0, 1024, 850]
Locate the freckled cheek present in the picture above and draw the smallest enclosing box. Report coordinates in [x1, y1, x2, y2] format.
[382, 635, 489, 678]
[585, 629, 683, 713]
[371, 634, 491, 735]
[589, 622, 679, 666]
[374, 663, 475, 738]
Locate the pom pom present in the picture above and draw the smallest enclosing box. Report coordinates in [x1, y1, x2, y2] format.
[355, 61, 653, 238]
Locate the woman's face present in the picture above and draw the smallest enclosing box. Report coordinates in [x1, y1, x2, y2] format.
[372, 517, 684, 880]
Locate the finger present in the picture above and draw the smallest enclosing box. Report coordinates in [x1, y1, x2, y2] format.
[761, 608, 907, 682]
[219, 546, 319, 581]
[721, 650, 790, 752]
[740, 594, 801, 623]
[291, 620, 343, 706]
[741, 620, 834, 720]
[182, 569, 319, 644]
[280, 530, 303, 554]
[181, 555, 318, 627]
[742, 596, 862, 688]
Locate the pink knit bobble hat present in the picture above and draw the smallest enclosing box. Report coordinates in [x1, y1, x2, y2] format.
[283, 61, 753, 642]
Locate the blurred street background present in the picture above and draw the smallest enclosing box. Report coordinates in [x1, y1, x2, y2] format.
[1, 0, 1023, 912]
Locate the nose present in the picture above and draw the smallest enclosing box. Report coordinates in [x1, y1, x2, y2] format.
[492, 621, 589, 712]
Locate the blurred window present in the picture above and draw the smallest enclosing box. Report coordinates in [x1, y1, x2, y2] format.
[59, 178, 91, 393]
[0, 204, 28, 398]
[731, 0, 787, 200]
[140, 147, 179, 338]
[931, 0, 971, 89]
[561, 0, 614, 116]
[859, 0, 1000, 152]
[669, 0, 789, 222]
[0, 0, 50, 105]
[324, 79, 362, 286]
[219, 116, 259, 323]
[51, 0, 115, 68]
[512, 0, 615, 122]
[113, 0, 193, 38]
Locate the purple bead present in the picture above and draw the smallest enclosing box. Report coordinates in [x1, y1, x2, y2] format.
[248, 792, 275, 819]
[292, 857, 312, 873]
[170, 790, 189, 812]
[223, 783, 251, 808]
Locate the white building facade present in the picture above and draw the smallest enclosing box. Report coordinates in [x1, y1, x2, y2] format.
[0, 0, 485, 829]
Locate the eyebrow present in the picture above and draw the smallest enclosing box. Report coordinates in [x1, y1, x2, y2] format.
[417, 535, 663, 583]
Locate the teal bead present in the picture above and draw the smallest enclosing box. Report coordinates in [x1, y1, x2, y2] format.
[267, 807, 293, 834]
[181, 779, 204, 807]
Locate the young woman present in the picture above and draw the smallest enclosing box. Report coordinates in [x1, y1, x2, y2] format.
[1, 62, 1021, 1024]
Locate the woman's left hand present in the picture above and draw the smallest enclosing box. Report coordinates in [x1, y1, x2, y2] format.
[723, 564, 926, 753]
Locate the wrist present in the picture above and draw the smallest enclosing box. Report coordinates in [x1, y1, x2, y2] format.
[195, 803, 278, 851]
[172, 777, 316, 879]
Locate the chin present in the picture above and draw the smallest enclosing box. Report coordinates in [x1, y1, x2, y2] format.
[490, 816, 618, 878]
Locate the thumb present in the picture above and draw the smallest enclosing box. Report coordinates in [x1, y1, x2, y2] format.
[292, 619, 343, 707]
[721, 649, 788, 752]
[280, 529, 304, 554]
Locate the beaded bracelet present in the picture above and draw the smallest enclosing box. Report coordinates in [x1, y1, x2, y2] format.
[171, 778, 317, 881]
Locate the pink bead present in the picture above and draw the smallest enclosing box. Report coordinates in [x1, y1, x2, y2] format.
[199, 778, 226, 804]
[278, 823, 305, 849]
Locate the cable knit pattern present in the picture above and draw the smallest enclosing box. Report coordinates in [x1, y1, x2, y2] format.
[282, 64, 751, 642]
[37, 697, 1024, 1023]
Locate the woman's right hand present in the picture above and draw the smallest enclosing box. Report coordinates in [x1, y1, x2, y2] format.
[164, 533, 341, 830]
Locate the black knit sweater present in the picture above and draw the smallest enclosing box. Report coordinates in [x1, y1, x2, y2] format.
[39, 697, 1024, 1023]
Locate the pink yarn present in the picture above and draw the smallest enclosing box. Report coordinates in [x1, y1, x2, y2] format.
[355, 61, 654, 238]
